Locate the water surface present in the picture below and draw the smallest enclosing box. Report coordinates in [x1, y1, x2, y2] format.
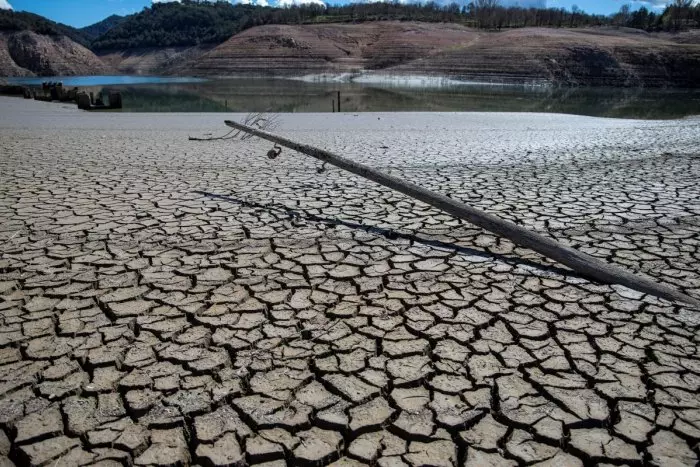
[6, 75, 205, 86]
[5, 75, 700, 119]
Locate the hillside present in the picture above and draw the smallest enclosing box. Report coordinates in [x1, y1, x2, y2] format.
[0, 9, 91, 47]
[0, 8, 110, 77]
[98, 44, 214, 75]
[79, 14, 125, 42]
[391, 27, 700, 87]
[0, 31, 110, 77]
[1, 2, 699, 87]
[173, 23, 700, 87]
[89, 0, 624, 52]
[91, 2, 273, 50]
[179, 22, 476, 77]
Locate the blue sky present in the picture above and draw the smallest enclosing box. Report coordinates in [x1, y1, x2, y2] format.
[1, 0, 678, 28]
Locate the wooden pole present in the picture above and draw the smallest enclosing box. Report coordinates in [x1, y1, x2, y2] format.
[224, 119, 700, 308]
[337, 91, 341, 113]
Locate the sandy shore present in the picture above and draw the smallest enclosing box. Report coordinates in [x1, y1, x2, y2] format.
[1, 96, 699, 466]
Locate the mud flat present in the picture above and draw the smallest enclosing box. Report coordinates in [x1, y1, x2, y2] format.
[1, 96, 699, 466]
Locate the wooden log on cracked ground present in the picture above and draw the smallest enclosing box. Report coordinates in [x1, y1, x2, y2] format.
[224, 119, 700, 308]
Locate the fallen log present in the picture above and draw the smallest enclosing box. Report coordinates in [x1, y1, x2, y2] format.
[224, 119, 700, 308]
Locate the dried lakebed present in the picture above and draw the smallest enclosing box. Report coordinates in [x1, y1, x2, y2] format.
[0, 98, 699, 466]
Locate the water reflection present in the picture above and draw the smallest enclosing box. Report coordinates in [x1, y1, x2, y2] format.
[6, 75, 206, 86]
[7, 76, 700, 119]
[113, 79, 700, 119]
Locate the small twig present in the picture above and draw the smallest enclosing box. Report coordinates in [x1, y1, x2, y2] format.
[188, 128, 239, 141]
[188, 112, 280, 142]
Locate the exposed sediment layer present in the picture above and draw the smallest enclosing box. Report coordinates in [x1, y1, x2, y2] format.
[3, 21, 699, 87]
[184, 22, 475, 78]
[0, 98, 699, 466]
[182, 23, 700, 87]
[388, 26, 700, 87]
[98, 44, 214, 76]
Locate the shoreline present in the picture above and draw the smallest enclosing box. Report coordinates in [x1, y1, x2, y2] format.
[2, 95, 700, 132]
[5, 72, 700, 90]
[3, 85, 700, 123]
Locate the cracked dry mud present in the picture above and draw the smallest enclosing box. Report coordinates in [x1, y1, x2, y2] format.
[0, 98, 699, 466]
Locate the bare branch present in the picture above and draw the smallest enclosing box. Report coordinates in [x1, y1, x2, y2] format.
[223, 118, 700, 309]
[189, 112, 280, 142]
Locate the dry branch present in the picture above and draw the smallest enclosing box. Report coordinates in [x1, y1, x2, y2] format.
[224, 118, 700, 308]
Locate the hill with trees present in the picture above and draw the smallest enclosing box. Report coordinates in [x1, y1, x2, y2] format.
[3, 0, 699, 53]
[1, 0, 699, 82]
[79, 15, 125, 42]
[90, 0, 700, 51]
[91, 2, 271, 50]
[175, 22, 700, 87]
[0, 9, 91, 47]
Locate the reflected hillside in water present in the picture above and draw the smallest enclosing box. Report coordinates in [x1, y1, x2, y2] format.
[8, 76, 700, 119]
[113, 79, 700, 119]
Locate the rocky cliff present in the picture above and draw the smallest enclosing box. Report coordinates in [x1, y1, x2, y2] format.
[0, 30, 110, 77]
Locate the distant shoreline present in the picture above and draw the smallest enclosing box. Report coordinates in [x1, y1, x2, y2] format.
[3, 73, 552, 89]
[4, 72, 700, 91]
[2, 95, 699, 126]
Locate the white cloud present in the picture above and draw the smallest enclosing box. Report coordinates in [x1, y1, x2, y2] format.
[0, 0, 12, 11]
[276, 0, 326, 6]
[627, 0, 700, 10]
[630, 0, 673, 8]
[231, 0, 268, 5]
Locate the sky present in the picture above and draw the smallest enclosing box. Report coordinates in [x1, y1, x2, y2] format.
[0, 0, 682, 28]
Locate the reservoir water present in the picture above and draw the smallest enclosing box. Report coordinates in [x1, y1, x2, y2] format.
[5, 75, 700, 119]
